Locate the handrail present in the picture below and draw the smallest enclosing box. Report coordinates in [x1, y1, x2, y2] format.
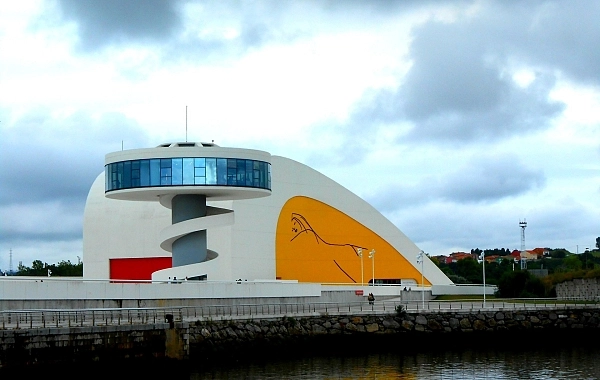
[1, 298, 598, 330]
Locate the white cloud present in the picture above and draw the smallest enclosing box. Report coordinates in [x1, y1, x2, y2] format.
[1, 0, 599, 267]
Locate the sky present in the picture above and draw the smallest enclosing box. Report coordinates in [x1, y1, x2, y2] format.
[1, 0, 599, 271]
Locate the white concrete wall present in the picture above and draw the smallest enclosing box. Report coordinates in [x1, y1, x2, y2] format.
[432, 284, 497, 296]
[83, 173, 172, 279]
[0, 278, 320, 300]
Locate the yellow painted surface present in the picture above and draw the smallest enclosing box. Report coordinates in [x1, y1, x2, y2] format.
[275, 196, 430, 285]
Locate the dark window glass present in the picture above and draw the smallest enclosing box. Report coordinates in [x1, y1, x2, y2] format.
[150, 159, 160, 186]
[236, 159, 245, 186]
[246, 161, 253, 186]
[217, 158, 227, 185]
[206, 158, 216, 185]
[123, 161, 131, 188]
[172, 158, 182, 185]
[227, 159, 238, 185]
[131, 168, 140, 187]
[160, 159, 171, 185]
[255, 163, 262, 188]
[109, 164, 115, 191]
[106, 158, 271, 191]
[140, 160, 150, 186]
[160, 166, 171, 185]
[117, 162, 124, 189]
[183, 158, 194, 185]
[227, 167, 236, 185]
[110, 165, 114, 190]
[261, 162, 267, 188]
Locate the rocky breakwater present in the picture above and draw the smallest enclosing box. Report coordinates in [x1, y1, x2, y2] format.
[189, 308, 600, 360]
[395, 309, 599, 332]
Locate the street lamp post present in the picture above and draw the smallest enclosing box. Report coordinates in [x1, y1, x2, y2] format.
[482, 250, 486, 308]
[417, 250, 425, 308]
[357, 248, 364, 286]
[368, 249, 376, 286]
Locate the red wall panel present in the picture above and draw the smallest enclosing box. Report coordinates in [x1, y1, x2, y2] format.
[109, 257, 172, 280]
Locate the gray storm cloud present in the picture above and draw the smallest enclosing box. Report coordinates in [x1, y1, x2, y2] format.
[57, 0, 183, 50]
[436, 157, 546, 203]
[319, 0, 599, 164]
[367, 154, 546, 212]
[0, 110, 149, 206]
[0, 109, 151, 248]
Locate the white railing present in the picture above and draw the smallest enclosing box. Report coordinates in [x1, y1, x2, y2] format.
[1, 298, 598, 330]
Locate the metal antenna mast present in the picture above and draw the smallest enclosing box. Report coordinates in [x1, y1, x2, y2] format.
[9, 248, 13, 274]
[519, 219, 527, 270]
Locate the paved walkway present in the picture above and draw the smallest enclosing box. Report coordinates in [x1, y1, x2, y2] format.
[1, 300, 598, 330]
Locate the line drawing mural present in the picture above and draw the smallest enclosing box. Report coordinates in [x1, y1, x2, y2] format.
[290, 213, 367, 283]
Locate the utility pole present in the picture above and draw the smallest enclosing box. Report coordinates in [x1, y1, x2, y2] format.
[519, 219, 527, 270]
[368, 249, 376, 286]
[417, 250, 425, 309]
[482, 250, 486, 307]
[357, 248, 364, 286]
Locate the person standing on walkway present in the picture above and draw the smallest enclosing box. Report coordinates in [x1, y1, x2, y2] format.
[368, 293, 375, 305]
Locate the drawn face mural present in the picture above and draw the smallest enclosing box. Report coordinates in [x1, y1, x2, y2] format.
[275, 196, 429, 285]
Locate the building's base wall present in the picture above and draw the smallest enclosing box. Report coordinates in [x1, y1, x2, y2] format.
[0, 278, 439, 311]
[0, 296, 329, 311]
[0, 278, 320, 309]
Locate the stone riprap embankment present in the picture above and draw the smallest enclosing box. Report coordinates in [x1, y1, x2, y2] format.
[192, 309, 599, 339]
[1, 308, 599, 369]
[189, 308, 600, 359]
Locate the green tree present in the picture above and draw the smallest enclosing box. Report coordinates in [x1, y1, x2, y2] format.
[455, 257, 482, 284]
[16, 260, 82, 277]
[496, 270, 545, 298]
[17, 260, 47, 276]
[549, 248, 568, 259]
[561, 255, 583, 271]
[483, 260, 513, 285]
[55, 260, 83, 276]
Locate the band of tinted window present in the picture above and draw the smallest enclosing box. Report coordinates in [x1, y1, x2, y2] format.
[105, 157, 271, 192]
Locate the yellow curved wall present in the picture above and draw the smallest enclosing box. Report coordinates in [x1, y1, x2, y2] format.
[275, 196, 430, 285]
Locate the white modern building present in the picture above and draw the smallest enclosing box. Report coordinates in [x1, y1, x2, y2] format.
[83, 142, 453, 287]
